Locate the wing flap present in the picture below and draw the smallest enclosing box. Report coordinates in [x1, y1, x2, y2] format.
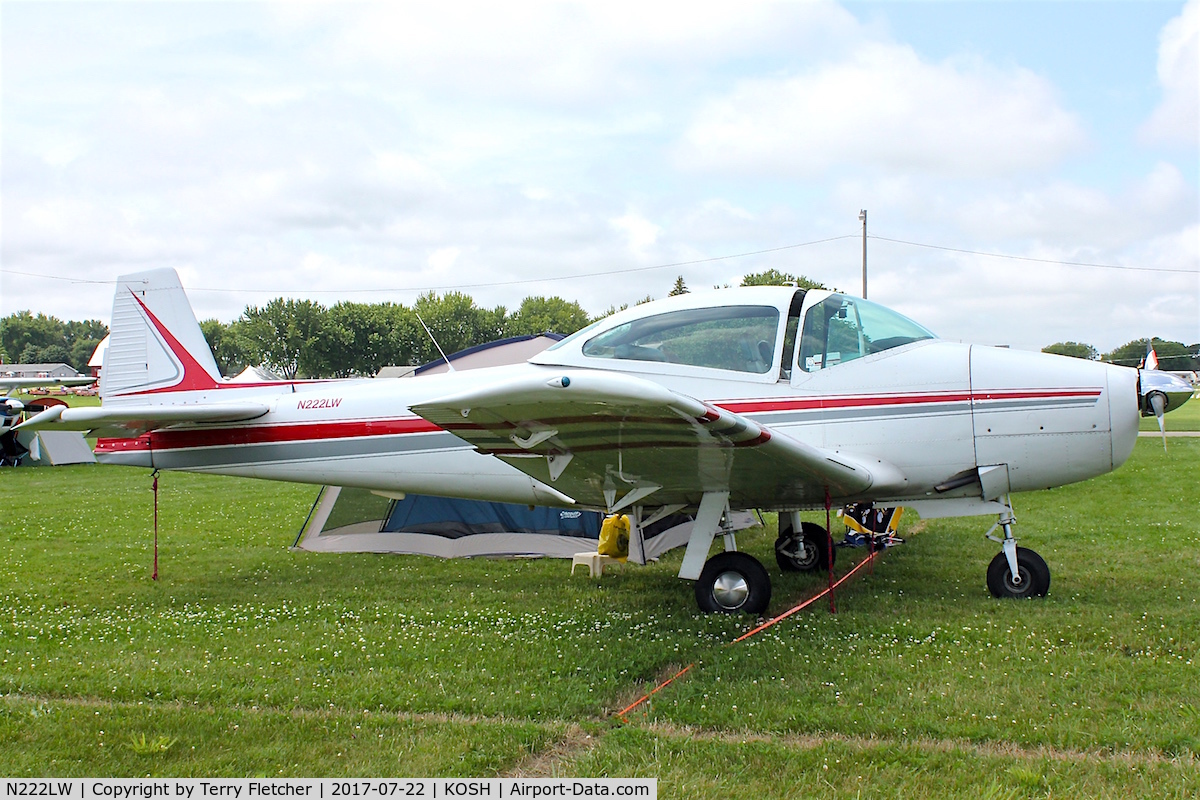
[413, 369, 887, 509]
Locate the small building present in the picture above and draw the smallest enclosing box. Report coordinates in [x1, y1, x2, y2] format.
[0, 363, 83, 380]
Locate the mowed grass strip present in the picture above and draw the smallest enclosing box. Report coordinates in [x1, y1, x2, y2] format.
[0, 694, 561, 777]
[2, 439, 1198, 791]
[565, 726, 1200, 799]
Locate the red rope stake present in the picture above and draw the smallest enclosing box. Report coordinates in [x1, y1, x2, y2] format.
[867, 509, 875, 575]
[732, 549, 878, 644]
[617, 663, 694, 722]
[151, 470, 159, 581]
[825, 488, 836, 614]
[619, 549, 884, 720]
[619, 554, 883, 724]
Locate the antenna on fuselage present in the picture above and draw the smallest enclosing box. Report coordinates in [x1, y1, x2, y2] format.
[415, 312, 456, 373]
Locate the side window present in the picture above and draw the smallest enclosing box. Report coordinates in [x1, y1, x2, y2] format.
[799, 294, 935, 372]
[583, 306, 780, 374]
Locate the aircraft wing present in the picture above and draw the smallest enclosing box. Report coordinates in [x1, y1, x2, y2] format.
[412, 370, 901, 511]
[14, 402, 269, 438]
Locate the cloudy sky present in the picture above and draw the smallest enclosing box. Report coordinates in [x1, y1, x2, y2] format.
[2, 0, 1197, 353]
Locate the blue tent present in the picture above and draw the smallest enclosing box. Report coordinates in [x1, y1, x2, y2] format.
[293, 486, 755, 562]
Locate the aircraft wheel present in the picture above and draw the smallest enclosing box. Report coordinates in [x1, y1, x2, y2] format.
[695, 552, 771, 614]
[986, 547, 1050, 599]
[775, 519, 835, 572]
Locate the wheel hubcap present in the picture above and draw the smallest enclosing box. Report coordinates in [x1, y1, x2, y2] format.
[1006, 568, 1032, 595]
[712, 571, 750, 610]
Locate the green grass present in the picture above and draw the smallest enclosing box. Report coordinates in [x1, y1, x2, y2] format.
[1140, 392, 1200, 431]
[2, 441, 1198, 794]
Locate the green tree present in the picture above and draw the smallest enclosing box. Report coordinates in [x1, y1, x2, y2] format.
[70, 338, 104, 372]
[315, 302, 418, 377]
[3, 311, 66, 364]
[669, 275, 689, 296]
[200, 319, 256, 377]
[412, 292, 506, 365]
[504, 296, 591, 337]
[1104, 338, 1197, 370]
[241, 298, 329, 379]
[740, 269, 826, 290]
[1042, 342, 1099, 360]
[1, 311, 107, 371]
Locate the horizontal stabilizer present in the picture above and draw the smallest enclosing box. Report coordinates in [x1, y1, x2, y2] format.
[16, 402, 269, 438]
[0, 376, 96, 390]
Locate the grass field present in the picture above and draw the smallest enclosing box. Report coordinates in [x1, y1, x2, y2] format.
[2, 439, 1198, 796]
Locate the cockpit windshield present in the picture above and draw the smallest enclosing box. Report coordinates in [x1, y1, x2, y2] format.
[583, 305, 780, 374]
[798, 294, 935, 372]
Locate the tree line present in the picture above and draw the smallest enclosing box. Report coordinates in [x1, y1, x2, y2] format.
[1043, 339, 1199, 371]
[4, 270, 1195, 377]
[202, 292, 593, 379]
[0, 311, 107, 374]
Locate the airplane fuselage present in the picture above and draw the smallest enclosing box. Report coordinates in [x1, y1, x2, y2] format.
[96, 337, 1141, 513]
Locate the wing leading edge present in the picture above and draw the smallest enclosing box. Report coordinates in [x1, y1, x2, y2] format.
[412, 369, 902, 511]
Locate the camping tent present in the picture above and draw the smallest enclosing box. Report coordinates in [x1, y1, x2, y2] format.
[293, 486, 756, 563]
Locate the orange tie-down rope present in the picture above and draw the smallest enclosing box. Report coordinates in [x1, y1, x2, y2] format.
[617, 548, 882, 722]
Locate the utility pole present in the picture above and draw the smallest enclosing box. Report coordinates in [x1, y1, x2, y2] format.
[859, 209, 868, 299]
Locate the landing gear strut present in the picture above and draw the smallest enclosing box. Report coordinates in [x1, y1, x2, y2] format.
[678, 492, 773, 615]
[774, 512, 835, 572]
[984, 498, 1050, 598]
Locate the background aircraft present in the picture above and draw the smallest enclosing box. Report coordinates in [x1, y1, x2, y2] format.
[18, 269, 1193, 613]
[2, 377, 96, 466]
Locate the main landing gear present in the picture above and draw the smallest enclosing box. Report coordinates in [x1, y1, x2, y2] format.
[695, 552, 772, 614]
[774, 512, 836, 573]
[679, 499, 834, 615]
[984, 498, 1050, 599]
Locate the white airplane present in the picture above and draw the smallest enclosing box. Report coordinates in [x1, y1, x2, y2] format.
[17, 269, 1194, 613]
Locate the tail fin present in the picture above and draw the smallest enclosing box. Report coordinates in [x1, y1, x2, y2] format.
[101, 269, 223, 400]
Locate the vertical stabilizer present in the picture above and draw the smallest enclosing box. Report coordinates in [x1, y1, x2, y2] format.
[100, 269, 222, 399]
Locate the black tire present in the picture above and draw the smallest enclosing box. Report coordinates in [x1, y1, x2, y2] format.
[695, 552, 772, 615]
[986, 547, 1051, 599]
[775, 518, 836, 572]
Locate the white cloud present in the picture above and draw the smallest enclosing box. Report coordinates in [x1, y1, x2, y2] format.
[1140, 0, 1199, 146]
[308, 2, 861, 104]
[949, 163, 1197, 248]
[676, 42, 1086, 179]
[610, 212, 661, 257]
[1, 2, 1195, 355]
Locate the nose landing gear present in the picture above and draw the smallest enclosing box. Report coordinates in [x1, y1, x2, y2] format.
[984, 498, 1050, 598]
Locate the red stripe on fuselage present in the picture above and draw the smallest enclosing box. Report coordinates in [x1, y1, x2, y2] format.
[93, 388, 1099, 454]
[96, 417, 443, 453]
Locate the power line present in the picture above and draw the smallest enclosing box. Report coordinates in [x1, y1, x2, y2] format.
[870, 235, 1200, 275]
[3, 231, 1196, 298]
[0, 235, 857, 296]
